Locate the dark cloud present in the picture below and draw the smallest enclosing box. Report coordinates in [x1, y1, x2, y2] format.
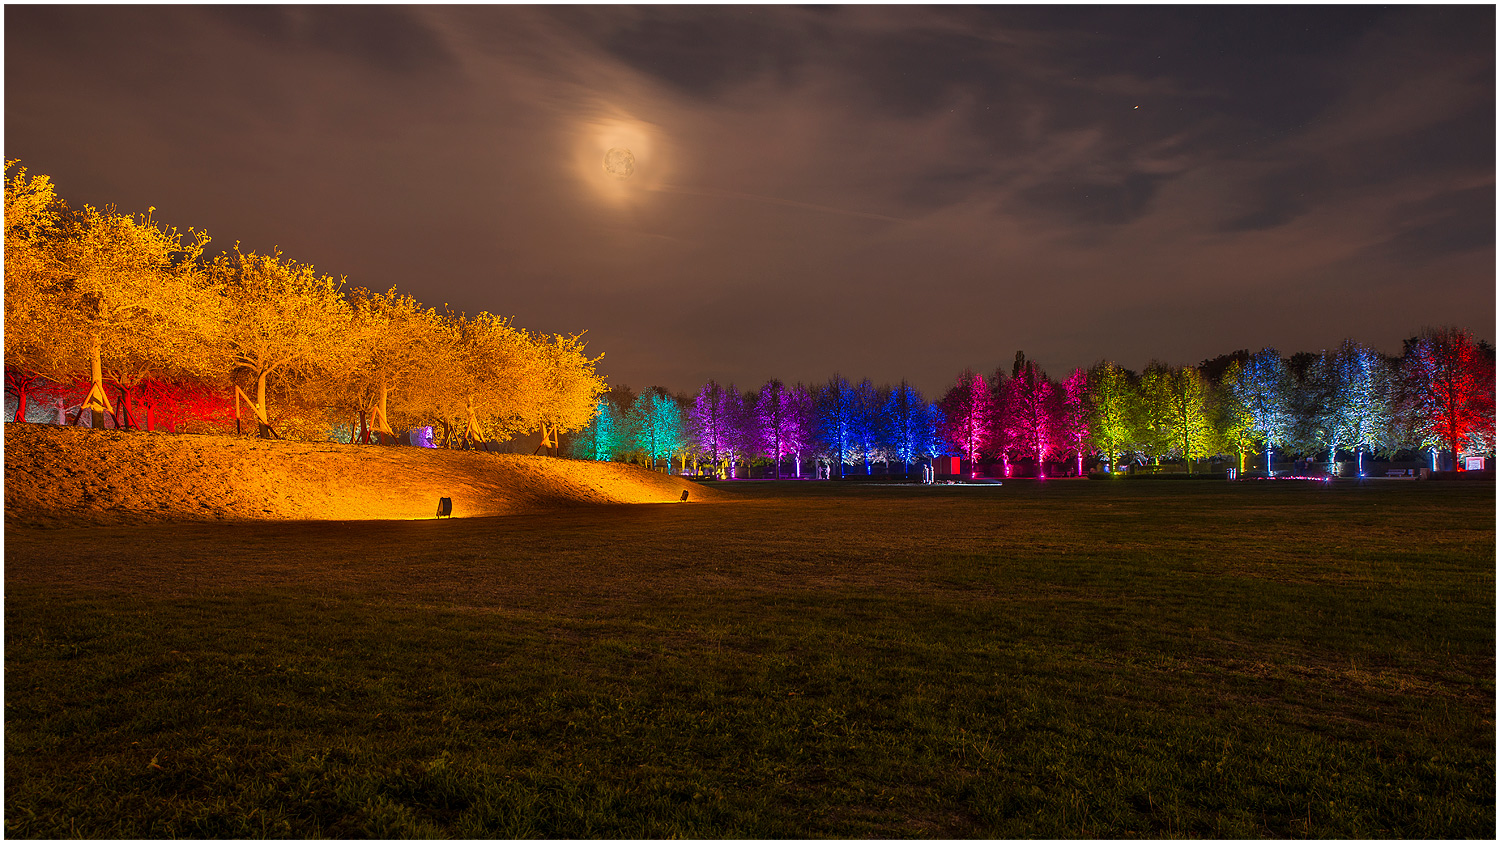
[1380, 185, 1495, 264]
[1019, 172, 1169, 227]
[208, 6, 456, 76]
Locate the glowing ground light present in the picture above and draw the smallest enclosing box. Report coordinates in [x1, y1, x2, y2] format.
[603, 147, 635, 179]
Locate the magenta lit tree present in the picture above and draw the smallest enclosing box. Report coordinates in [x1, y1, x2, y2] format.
[784, 383, 816, 477]
[988, 367, 1012, 477]
[1059, 367, 1090, 476]
[937, 369, 991, 476]
[1003, 357, 1059, 477]
[755, 379, 818, 479]
[755, 378, 798, 479]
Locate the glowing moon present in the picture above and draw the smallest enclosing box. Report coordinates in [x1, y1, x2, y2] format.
[603, 147, 635, 180]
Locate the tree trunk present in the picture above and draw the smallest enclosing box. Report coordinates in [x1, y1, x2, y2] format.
[13, 386, 26, 423]
[359, 410, 370, 444]
[255, 371, 276, 439]
[117, 385, 139, 431]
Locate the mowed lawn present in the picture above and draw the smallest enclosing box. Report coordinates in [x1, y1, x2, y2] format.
[5, 479, 1494, 838]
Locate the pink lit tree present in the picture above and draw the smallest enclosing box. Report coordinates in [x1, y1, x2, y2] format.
[988, 367, 1012, 476]
[1058, 367, 1090, 476]
[1002, 355, 1059, 477]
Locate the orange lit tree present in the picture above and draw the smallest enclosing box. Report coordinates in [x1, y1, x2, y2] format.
[4, 160, 68, 420]
[46, 202, 212, 428]
[209, 246, 356, 438]
[342, 287, 446, 443]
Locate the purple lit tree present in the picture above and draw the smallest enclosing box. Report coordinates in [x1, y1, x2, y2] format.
[937, 369, 991, 475]
[690, 380, 737, 477]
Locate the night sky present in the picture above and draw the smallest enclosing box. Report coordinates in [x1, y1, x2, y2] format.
[6, 5, 1494, 398]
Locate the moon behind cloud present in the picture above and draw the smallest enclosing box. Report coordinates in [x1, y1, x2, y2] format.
[603, 147, 635, 180]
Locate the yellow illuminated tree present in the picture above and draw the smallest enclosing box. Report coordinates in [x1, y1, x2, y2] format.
[4, 160, 70, 417]
[1140, 364, 1216, 474]
[534, 331, 606, 443]
[340, 287, 448, 443]
[209, 246, 356, 438]
[40, 201, 211, 427]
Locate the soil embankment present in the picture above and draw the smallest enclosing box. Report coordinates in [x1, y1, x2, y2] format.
[4, 423, 724, 528]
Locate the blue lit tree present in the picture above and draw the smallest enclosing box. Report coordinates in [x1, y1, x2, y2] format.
[1225, 348, 1295, 475]
[816, 374, 857, 479]
[881, 379, 929, 474]
[1294, 341, 1399, 474]
[1333, 340, 1397, 475]
[849, 378, 884, 475]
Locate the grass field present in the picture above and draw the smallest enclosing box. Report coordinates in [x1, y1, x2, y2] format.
[5, 479, 1494, 837]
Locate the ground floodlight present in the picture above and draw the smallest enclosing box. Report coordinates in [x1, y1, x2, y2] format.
[680, 491, 689, 502]
[437, 497, 453, 518]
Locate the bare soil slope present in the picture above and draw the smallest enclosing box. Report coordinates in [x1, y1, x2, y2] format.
[5, 423, 724, 528]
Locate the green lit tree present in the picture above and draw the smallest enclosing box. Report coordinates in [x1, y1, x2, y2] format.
[1086, 361, 1136, 472]
[1140, 364, 1215, 474]
[633, 388, 685, 473]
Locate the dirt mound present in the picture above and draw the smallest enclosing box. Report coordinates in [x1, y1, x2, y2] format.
[4, 423, 725, 528]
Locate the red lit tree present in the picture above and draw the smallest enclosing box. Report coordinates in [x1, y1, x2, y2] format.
[1403, 326, 1496, 468]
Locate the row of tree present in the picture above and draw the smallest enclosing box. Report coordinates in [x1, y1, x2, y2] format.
[570, 334, 1494, 477]
[4, 161, 604, 444]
